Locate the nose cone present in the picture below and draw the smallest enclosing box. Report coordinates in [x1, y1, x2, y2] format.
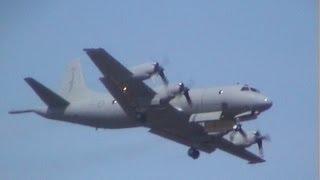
[261, 97, 273, 111]
[264, 97, 272, 109]
[251, 94, 273, 112]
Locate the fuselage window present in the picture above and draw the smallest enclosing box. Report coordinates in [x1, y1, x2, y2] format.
[218, 90, 224, 94]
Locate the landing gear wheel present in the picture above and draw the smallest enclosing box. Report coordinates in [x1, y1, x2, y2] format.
[188, 148, 200, 159]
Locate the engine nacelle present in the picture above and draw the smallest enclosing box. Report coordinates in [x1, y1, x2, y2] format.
[131, 63, 156, 81]
[157, 84, 187, 104]
[226, 131, 257, 148]
[159, 94, 175, 105]
[131, 62, 169, 85]
[224, 130, 269, 157]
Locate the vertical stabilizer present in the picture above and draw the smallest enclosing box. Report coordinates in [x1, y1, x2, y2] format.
[60, 61, 92, 101]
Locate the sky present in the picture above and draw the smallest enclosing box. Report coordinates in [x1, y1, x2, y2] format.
[0, 0, 317, 179]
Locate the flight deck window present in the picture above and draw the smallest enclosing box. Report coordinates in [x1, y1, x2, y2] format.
[241, 86, 249, 91]
[250, 88, 260, 93]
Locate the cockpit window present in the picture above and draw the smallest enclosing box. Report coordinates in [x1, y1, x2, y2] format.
[241, 86, 249, 91]
[250, 87, 260, 93]
[241, 85, 260, 93]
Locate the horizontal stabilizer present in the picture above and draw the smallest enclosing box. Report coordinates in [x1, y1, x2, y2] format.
[25, 77, 70, 107]
[9, 110, 34, 114]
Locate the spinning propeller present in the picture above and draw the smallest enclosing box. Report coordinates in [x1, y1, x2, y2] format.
[153, 62, 169, 85]
[230, 127, 270, 158]
[178, 82, 192, 106]
[254, 130, 270, 157]
[231, 124, 247, 141]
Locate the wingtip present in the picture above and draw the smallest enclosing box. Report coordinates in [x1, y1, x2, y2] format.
[24, 77, 33, 84]
[248, 159, 266, 164]
[83, 48, 105, 52]
[24, 77, 36, 84]
[24, 77, 32, 81]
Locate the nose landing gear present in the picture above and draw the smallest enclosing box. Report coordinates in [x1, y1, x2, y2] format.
[188, 147, 200, 159]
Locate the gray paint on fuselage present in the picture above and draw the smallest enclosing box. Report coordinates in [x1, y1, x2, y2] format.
[37, 85, 271, 129]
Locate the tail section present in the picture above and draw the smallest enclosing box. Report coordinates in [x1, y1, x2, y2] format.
[25, 77, 70, 107]
[60, 60, 92, 101]
[9, 61, 94, 115]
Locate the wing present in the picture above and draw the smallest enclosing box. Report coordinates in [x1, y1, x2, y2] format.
[215, 138, 265, 164]
[84, 48, 156, 117]
[148, 105, 216, 153]
[149, 108, 264, 164]
[151, 126, 264, 163]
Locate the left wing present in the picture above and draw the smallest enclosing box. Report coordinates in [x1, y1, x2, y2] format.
[147, 105, 211, 151]
[147, 103, 264, 163]
[150, 127, 265, 163]
[215, 138, 265, 164]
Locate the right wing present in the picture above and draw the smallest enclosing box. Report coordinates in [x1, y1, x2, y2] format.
[85, 48, 213, 152]
[84, 48, 156, 118]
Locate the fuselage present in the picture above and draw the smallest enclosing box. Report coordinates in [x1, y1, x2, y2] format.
[36, 84, 272, 129]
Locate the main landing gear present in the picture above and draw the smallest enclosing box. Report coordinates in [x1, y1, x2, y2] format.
[188, 147, 200, 159]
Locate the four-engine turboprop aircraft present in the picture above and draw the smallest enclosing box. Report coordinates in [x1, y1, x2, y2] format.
[9, 48, 272, 163]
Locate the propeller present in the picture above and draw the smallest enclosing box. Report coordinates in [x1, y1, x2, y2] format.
[153, 62, 169, 85]
[254, 130, 270, 157]
[178, 82, 192, 106]
[230, 124, 247, 141]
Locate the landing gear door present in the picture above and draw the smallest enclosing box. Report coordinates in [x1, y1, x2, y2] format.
[189, 111, 235, 134]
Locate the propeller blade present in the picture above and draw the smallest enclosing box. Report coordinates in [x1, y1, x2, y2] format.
[178, 82, 185, 91]
[261, 134, 271, 142]
[232, 124, 247, 139]
[254, 130, 261, 136]
[183, 89, 192, 106]
[158, 70, 169, 85]
[175, 82, 192, 106]
[257, 139, 264, 157]
[254, 130, 271, 157]
[154, 62, 169, 85]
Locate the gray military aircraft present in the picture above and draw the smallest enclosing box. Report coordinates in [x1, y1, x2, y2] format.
[9, 48, 272, 163]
